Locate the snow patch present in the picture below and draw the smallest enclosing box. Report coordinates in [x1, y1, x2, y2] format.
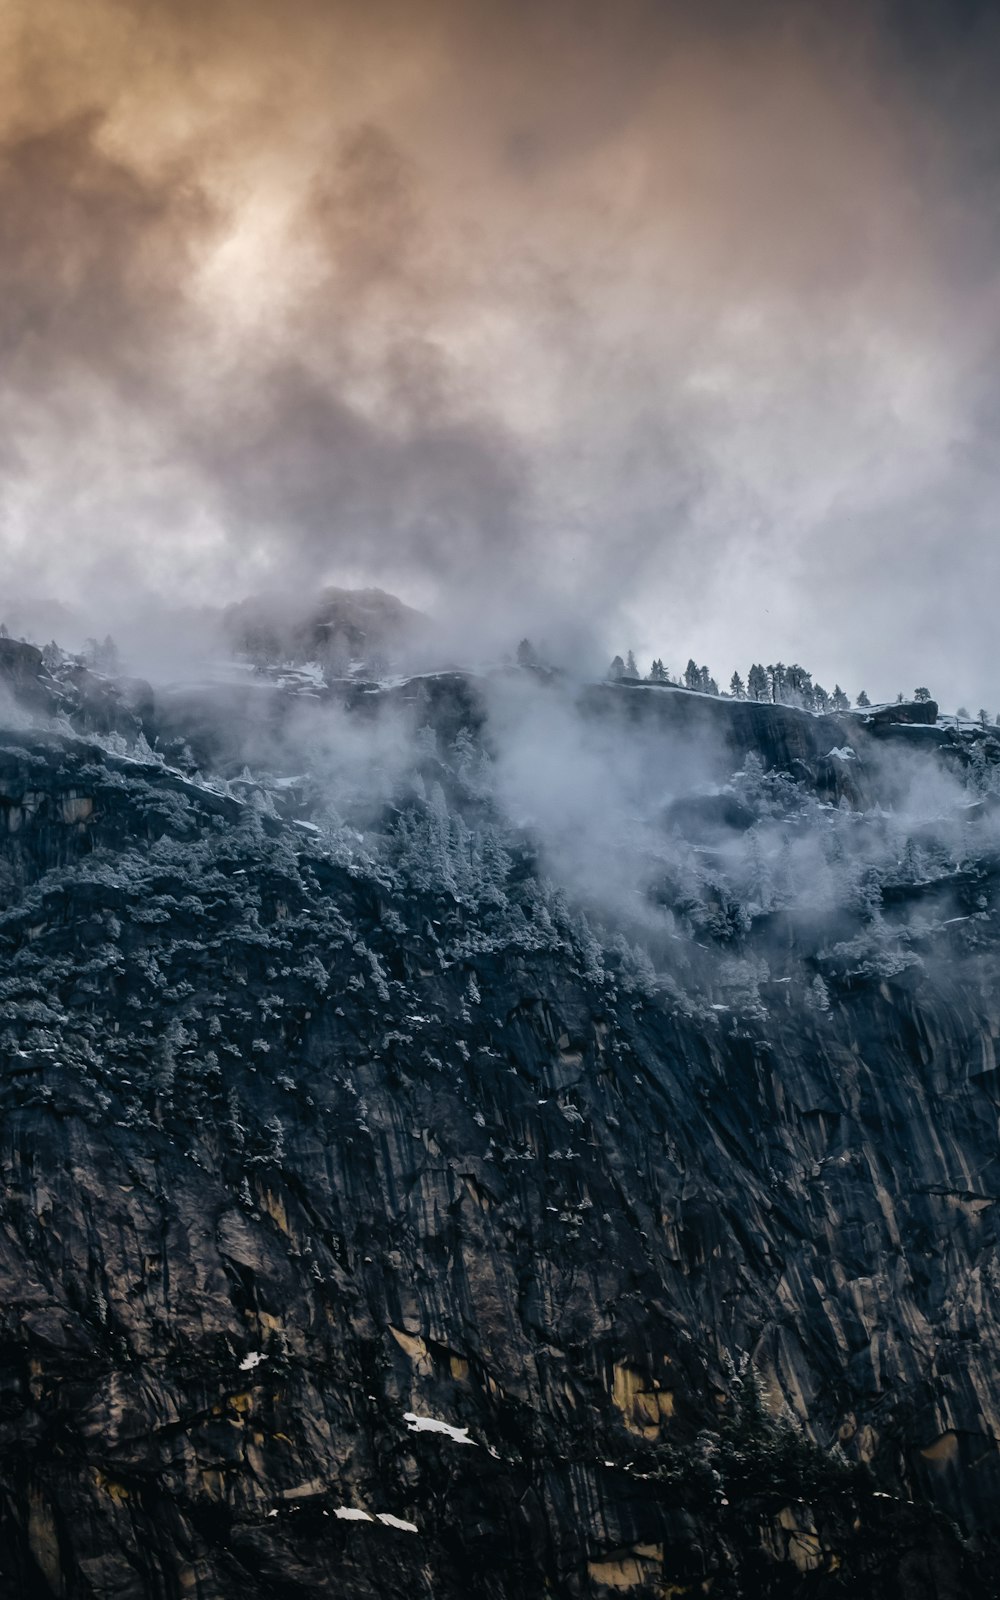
[376, 1513, 419, 1533]
[827, 746, 856, 761]
[334, 1507, 374, 1522]
[239, 1351, 266, 1372]
[404, 1411, 475, 1446]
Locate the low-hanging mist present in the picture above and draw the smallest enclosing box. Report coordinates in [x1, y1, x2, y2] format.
[11, 619, 998, 1014]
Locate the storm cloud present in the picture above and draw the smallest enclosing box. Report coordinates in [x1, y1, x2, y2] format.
[3, 0, 1000, 703]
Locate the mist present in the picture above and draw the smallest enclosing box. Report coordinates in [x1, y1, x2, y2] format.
[59, 639, 998, 1005]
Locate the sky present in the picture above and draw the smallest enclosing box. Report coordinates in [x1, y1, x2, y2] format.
[2, 0, 1000, 707]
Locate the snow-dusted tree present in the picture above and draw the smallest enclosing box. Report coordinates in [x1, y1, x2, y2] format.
[83, 635, 120, 674]
[452, 727, 492, 800]
[767, 663, 787, 704]
[624, 650, 639, 680]
[856, 690, 871, 708]
[813, 684, 830, 713]
[608, 655, 625, 682]
[831, 685, 850, 712]
[979, 709, 991, 729]
[784, 664, 813, 709]
[478, 824, 513, 906]
[745, 828, 775, 915]
[729, 671, 745, 699]
[913, 686, 932, 703]
[957, 705, 970, 719]
[849, 864, 884, 921]
[806, 974, 831, 1012]
[649, 658, 668, 683]
[516, 638, 539, 669]
[684, 659, 700, 690]
[747, 664, 769, 702]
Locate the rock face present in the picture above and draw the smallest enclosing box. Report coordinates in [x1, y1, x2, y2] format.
[221, 586, 431, 673]
[0, 641, 49, 718]
[1, 661, 1000, 1598]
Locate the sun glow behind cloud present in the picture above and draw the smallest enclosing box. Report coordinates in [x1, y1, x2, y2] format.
[2, 0, 1000, 702]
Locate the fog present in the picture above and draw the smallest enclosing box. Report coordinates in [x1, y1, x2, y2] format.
[3, 1, 1000, 708]
[64, 643, 1000, 1000]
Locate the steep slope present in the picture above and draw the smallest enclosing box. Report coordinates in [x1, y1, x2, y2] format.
[0, 661, 999, 1598]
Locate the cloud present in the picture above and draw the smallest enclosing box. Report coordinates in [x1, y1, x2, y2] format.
[2, 0, 1000, 705]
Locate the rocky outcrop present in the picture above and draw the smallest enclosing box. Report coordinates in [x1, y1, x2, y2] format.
[222, 587, 431, 673]
[0, 645, 154, 744]
[0, 641, 50, 718]
[862, 699, 940, 727]
[0, 671, 999, 1596]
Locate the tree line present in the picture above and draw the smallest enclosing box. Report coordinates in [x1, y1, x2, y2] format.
[605, 652, 961, 716]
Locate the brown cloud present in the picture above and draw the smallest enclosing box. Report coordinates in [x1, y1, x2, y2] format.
[0, 111, 210, 390]
[2, 0, 1000, 700]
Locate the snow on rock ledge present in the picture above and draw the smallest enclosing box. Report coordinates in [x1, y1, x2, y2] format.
[404, 1411, 475, 1445]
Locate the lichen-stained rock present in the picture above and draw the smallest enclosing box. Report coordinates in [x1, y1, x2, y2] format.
[0, 698, 998, 1597]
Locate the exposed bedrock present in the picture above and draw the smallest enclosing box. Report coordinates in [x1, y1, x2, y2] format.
[0, 666, 997, 1596]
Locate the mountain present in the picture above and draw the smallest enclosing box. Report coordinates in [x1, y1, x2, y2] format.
[0, 635, 999, 1598]
[221, 587, 432, 674]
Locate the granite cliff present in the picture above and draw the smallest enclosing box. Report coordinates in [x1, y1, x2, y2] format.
[0, 641, 998, 1598]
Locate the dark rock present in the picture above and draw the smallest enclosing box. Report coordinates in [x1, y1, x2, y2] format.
[0, 640, 52, 717]
[857, 698, 939, 726]
[664, 791, 757, 840]
[0, 672, 997, 1597]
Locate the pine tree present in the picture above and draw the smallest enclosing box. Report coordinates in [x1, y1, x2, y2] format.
[85, 635, 120, 673]
[649, 658, 668, 683]
[608, 655, 625, 682]
[784, 665, 813, 709]
[831, 685, 850, 712]
[813, 684, 830, 712]
[516, 638, 538, 669]
[729, 671, 745, 699]
[684, 659, 700, 690]
[767, 663, 787, 703]
[806, 974, 831, 1012]
[913, 686, 932, 703]
[856, 690, 870, 708]
[625, 650, 639, 680]
[747, 664, 769, 702]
